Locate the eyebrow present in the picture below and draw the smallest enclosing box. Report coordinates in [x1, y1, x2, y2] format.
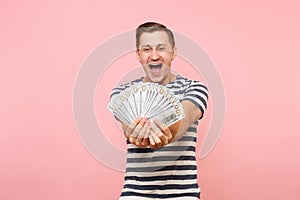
[140, 44, 167, 47]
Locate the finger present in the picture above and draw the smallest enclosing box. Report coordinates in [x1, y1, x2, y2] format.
[141, 124, 151, 146]
[135, 143, 148, 148]
[154, 119, 173, 141]
[141, 138, 149, 147]
[129, 118, 147, 143]
[137, 120, 150, 139]
[153, 118, 168, 130]
[155, 130, 168, 145]
[150, 131, 162, 148]
[150, 121, 168, 145]
[127, 117, 142, 143]
[148, 135, 156, 149]
[135, 137, 143, 146]
[150, 121, 161, 134]
[143, 121, 151, 139]
[158, 132, 169, 145]
[162, 128, 173, 142]
[126, 117, 142, 136]
[132, 118, 147, 137]
[135, 121, 149, 146]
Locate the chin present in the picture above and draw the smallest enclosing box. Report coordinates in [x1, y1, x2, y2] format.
[149, 77, 163, 83]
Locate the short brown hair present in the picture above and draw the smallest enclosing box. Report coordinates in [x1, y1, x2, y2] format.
[136, 22, 175, 49]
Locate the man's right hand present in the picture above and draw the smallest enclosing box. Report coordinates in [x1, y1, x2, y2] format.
[122, 117, 151, 147]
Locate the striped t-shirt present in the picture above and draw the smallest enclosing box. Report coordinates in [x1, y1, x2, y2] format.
[110, 75, 209, 199]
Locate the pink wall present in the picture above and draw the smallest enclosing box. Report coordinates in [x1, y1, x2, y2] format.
[1, 0, 299, 199]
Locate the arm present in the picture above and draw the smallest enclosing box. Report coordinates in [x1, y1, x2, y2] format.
[169, 100, 203, 142]
[153, 80, 208, 144]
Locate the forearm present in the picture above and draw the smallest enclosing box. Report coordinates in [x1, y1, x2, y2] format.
[169, 101, 203, 142]
[169, 118, 190, 142]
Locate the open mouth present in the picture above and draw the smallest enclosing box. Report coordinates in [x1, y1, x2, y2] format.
[149, 63, 162, 69]
[149, 63, 162, 76]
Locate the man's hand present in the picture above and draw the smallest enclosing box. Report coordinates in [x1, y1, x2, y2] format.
[147, 119, 173, 149]
[121, 117, 184, 149]
[122, 117, 151, 147]
[153, 119, 173, 142]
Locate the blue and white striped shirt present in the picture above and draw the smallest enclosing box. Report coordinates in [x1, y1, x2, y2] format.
[111, 75, 209, 199]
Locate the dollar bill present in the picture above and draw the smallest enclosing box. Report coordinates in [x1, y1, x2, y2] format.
[108, 82, 185, 127]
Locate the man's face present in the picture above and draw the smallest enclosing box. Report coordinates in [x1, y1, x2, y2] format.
[136, 31, 176, 85]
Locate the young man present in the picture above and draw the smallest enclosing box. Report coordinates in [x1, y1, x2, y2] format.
[110, 22, 209, 200]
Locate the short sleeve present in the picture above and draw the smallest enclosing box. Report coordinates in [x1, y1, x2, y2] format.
[110, 78, 143, 100]
[182, 80, 209, 119]
[110, 87, 122, 100]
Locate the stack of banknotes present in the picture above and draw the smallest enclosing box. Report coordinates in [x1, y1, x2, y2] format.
[108, 82, 185, 127]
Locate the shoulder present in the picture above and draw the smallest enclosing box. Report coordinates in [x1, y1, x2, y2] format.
[177, 75, 209, 116]
[171, 75, 208, 91]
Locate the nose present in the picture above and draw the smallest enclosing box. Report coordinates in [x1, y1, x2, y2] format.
[150, 49, 159, 60]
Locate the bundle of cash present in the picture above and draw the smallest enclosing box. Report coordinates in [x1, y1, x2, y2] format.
[108, 82, 185, 127]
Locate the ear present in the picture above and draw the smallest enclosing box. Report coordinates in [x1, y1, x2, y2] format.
[172, 47, 177, 61]
[136, 49, 141, 62]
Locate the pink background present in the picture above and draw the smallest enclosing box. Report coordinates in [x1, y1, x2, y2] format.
[1, 0, 300, 199]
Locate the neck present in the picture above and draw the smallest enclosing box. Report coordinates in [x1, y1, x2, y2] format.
[143, 73, 176, 85]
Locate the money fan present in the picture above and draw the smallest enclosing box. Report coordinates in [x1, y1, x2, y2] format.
[108, 82, 185, 127]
